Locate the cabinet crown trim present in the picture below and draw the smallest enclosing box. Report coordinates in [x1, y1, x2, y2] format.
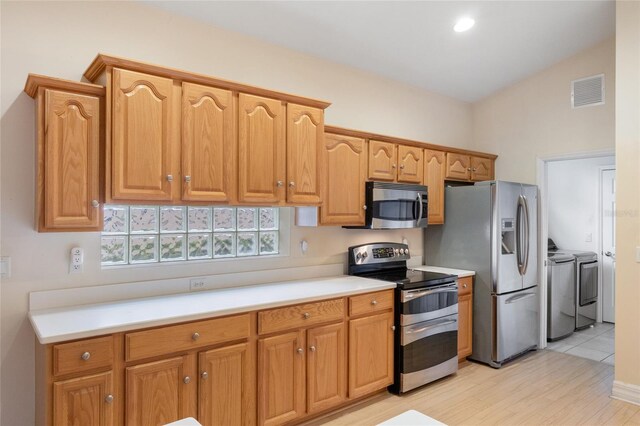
[24, 74, 105, 98]
[83, 53, 331, 109]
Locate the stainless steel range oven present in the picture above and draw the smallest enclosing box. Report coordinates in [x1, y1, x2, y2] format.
[348, 242, 458, 394]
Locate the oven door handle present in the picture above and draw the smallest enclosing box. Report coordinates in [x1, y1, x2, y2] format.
[402, 286, 457, 302]
[405, 319, 457, 335]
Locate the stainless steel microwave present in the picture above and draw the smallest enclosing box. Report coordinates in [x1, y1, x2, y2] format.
[346, 181, 428, 229]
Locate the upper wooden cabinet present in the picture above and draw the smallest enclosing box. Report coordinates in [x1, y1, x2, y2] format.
[286, 104, 323, 205]
[182, 82, 235, 203]
[111, 68, 178, 202]
[238, 94, 286, 205]
[320, 133, 367, 226]
[397, 145, 423, 183]
[445, 153, 495, 182]
[25, 75, 104, 232]
[424, 150, 446, 225]
[368, 140, 397, 181]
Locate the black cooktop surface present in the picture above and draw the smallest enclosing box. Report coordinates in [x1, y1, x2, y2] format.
[362, 269, 457, 290]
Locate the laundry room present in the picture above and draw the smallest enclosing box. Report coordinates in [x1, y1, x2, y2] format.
[544, 154, 616, 362]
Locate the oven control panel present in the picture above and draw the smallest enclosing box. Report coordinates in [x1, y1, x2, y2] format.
[348, 242, 411, 266]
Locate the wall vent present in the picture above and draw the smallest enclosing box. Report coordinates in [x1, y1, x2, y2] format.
[571, 74, 604, 108]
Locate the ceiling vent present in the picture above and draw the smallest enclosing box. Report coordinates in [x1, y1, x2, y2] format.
[571, 74, 604, 108]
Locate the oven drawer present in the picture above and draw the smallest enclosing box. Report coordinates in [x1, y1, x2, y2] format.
[125, 314, 250, 362]
[349, 290, 393, 316]
[53, 335, 114, 376]
[400, 284, 458, 325]
[258, 298, 344, 335]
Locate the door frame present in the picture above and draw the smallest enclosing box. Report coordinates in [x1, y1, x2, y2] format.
[536, 149, 615, 348]
[598, 166, 616, 323]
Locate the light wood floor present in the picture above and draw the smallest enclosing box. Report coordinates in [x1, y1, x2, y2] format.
[311, 350, 640, 426]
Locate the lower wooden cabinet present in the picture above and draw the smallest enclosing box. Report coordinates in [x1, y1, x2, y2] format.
[37, 291, 394, 426]
[199, 342, 255, 426]
[258, 331, 306, 426]
[457, 276, 474, 360]
[53, 371, 114, 426]
[348, 312, 394, 399]
[126, 355, 196, 425]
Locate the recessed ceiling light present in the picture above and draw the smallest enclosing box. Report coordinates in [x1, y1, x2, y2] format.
[454, 17, 475, 33]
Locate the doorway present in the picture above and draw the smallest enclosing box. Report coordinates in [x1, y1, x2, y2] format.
[600, 167, 616, 323]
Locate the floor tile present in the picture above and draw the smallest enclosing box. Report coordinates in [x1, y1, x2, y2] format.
[546, 342, 574, 353]
[565, 346, 611, 362]
[602, 354, 615, 365]
[580, 335, 615, 353]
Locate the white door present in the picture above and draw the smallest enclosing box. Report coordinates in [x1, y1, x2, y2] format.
[601, 168, 616, 323]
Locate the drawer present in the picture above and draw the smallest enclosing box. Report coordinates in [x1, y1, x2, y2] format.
[258, 298, 344, 335]
[458, 276, 473, 296]
[125, 313, 250, 362]
[349, 290, 394, 317]
[53, 335, 114, 376]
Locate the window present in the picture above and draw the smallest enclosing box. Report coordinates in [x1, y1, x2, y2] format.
[101, 205, 280, 266]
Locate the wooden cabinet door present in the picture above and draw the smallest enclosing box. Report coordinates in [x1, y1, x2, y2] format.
[286, 103, 323, 205]
[445, 153, 470, 181]
[320, 133, 367, 226]
[348, 313, 394, 398]
[112, 68, 177, 201]
[182, 82, 235, 202]
[53, 371, 113, 426]
[258, 331, 305, 426]
[470, 156, 494, 181]
[238, 94, 285, 205]
[42, 89, 102, 231]
[397, 145, 423, 184]
[307, 323, 346, 414]
[424, 150, 446, 225]
[126, 356, 195, 425]
[458, 277, 474, 360]
[368, 140, 397, 181]
[199, 342, 255, 426]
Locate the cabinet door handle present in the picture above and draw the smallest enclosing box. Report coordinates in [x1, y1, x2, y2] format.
[400, 164, 405, 169]
[472, 168, 477, 172]
[183, 376, 191, 384]
[184, 175, 191, 183]
[289, 181, 295, 188]
[192, 332, 200, 341]
[276, 180, 284, 187]
[201, 371, 208, 380]
[363, 205, 367, 210]
[91, 200, 99, 208]
[166, 174, 174, 182]
[391, 325, 396, 331]
[309, 345, 316, 352]
[467, 168, 472, 171]
[296, 348, 304, 354]
[104, 394, 114, 404]
[463, 283, 468, 288]
[81, 352, 91, 361]
[392, 164, 397, 169]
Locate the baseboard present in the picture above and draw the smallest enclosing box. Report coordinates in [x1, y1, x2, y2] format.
[612, 380, 640, 406]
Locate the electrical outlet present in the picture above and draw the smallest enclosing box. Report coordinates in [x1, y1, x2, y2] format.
[190, 277, 209, 291]
[70, 263, 83, 274]
[69, 247, 83, 274]
[585, 233, 593, 242]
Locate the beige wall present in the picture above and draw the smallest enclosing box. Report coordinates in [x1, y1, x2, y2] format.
[614, 0, 640, 391]
[0, 2, 473, 424]
[472, 38, 615, 184]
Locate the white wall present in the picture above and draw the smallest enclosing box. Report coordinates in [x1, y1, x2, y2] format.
[0, 2, 473, 424]
[473, 38, 615, 184]
[613, 0, 640, 400]
[547, 156, 615, 252]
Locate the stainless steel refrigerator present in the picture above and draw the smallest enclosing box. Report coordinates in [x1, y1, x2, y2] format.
[425, 181, 539, 368]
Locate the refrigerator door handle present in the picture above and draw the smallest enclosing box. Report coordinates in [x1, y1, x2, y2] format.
[516, 195, 530, 276]
[520, 195, 530, 275]
[516, 197, 523, 274]
[505, 292, 536, 304]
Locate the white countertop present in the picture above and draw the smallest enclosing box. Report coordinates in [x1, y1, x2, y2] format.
[29, 276, 395, 344]
[412, 265, 475, 278]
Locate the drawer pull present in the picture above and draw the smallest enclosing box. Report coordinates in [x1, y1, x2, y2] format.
[463, 284, 468, 288]
[183, 376, 191, 384]
[192, 332, 200, 341]
[371, 300, 378, 306]
[104, 394, 114, 404]
[201, 371, 208, 380]
[303, 312, 310, 319]
[81, 352, 91, 361]
[391, 325, 396, 331]
[297, 348, 304, 354]
[309, 345, 316, 352]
